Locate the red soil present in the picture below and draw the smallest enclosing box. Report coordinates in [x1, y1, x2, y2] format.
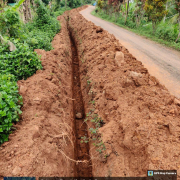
[68, 8, 180, 178]
[0, 5, 180, 179]
[0, 15, 74, 177]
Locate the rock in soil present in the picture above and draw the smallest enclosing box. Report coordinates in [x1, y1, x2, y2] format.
[76, 112, 83, 119]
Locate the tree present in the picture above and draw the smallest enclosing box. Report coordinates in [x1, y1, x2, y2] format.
[144, 0, 168, 33]
[114, 0, 123, 22]
[175, 0, 180, 42]
[125, 0, 129, 24]
[22, 0, 32, 23]
[0, 0, 7, 13]
[134, 0, 145, 26]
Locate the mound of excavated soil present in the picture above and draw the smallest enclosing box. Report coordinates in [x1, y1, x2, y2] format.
[0, 15, 75, 177]
[68, 9, 180, 178]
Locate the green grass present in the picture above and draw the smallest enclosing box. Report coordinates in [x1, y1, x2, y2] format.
[91, 10, 180, 51]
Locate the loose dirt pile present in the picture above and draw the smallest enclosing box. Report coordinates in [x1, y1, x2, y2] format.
[0, 15, 74, 177]
[0, 5, 180, 178]
[68, 8, 180, 178]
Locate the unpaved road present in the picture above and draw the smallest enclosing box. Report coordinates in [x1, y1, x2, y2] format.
[80, 6, 180, 98]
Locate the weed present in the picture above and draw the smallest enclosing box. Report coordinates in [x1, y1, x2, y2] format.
[87, 80, 91, 85]
[82, 107, 106, 155]
[89, 100, 95, 105]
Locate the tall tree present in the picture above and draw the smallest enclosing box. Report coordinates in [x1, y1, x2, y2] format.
[175, 0, 180, 42]
[144, 0, 168, 33]
[125, 0, 129, 24]
[0, 0, 6, 13]
[134, 0, 145, 26]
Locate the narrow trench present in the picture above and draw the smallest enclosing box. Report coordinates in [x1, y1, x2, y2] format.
[69, 28, 92, 177]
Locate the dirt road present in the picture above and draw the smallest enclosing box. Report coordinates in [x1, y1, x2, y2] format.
[80, 6, 180, 98]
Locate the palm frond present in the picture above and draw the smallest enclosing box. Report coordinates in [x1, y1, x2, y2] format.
[12, 0, 25, 10]
[168, 13, 179, 24]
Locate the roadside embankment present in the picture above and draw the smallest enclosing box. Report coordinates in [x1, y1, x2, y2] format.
[68, 8, 180, 177]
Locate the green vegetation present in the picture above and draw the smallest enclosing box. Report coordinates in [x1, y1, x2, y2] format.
[93, 0, 180, 50]
[0, 0, 75, 144]
[81, 109, 106, 154]
[0, 74, 23, 144]
[81, 80, 106, 156]
[25, 0, 61, 51]
[0, 42, 42, 80]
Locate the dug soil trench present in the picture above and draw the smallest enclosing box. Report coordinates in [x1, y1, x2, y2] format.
[71, 36, 92, 176]
[0, 5, 180, 178]
[68, 8, 180, 178]
[0, 6, 87, 178]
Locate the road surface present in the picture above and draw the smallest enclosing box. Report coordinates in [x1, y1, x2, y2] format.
[80, 6, 180, 98]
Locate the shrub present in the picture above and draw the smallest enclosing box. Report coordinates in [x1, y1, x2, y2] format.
[54, 7, 72, 17]
[0, 74, 23, 144]
[24, 0, 60, 50]
[0, 42, 42, 80]
[26, 30, 52, 51]
[0, 9, 23, 38]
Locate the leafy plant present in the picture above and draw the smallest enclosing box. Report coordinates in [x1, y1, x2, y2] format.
[0, 42, 42, 80]
[0, 9, 23, 38]
[144, 0, 168, 32]
[82, 107, 106, 154]
[0, 74, 23, 144]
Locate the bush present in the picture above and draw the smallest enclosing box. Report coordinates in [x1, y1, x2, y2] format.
[0, 42, 42, 80]
[155, 22, 179, 42]
[0, 9, 23, 38]
[0, 74, 23, 144]
[54, 7, 72, 17]
[24, 0, 60, 50]
[26, 30, 52, 50]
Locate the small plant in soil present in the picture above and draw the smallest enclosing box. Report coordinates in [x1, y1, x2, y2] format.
[81, 58, 85, 63]
[89, 100, 95, 105]
[80, 39, 82, 44]
[87, 80, 91, 85]
[81, 136, 90, 143]
[82, 107, 106, 155]
[93, 141, 106, 153]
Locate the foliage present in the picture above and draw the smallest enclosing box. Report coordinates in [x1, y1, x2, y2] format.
[97, 0, 104, 9]
[59, 0, 81, 8]
[11, 0, 25, 10]
[68, 0, 81, 8]
[0, 74, 23, 144]
[0, 9, 23, 38]
[144, 0, 168, 31]
[92, 8, 180, 49]
[42, 0, 50, 5]
[91, 1, 96, 5]
[0, 42, 42, 80]
[93, 0, 180, 49]
[54, 7, 72, 17]
[24, 0, 60, 50]
[81, 109, 106, 154]
[0, 0, 65, 145]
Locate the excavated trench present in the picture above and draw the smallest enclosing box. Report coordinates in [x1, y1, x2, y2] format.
[70, 28, 92, 177]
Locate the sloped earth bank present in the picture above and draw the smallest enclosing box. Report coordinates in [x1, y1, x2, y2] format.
[0, 6, 88, 178]
[0, 6, 180, 178]
[67, 8, 180, 178]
